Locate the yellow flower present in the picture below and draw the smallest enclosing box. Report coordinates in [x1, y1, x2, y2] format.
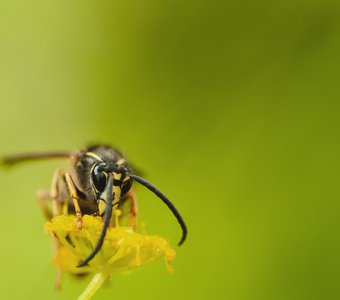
[45, 211, 176, 300]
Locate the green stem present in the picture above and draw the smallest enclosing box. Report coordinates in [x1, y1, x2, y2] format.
[77, 272, 109, 300]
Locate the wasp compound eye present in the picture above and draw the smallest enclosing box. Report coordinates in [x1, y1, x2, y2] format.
[121, 178, 132, 196]
[92, 164, 107, 192]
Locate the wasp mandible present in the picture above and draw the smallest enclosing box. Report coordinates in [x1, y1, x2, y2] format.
[3, 145, 187, 267]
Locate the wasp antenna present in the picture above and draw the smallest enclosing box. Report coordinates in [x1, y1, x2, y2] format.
[2, 151, 72, 167]
[130, 174, 187, 246]
[77, 175, 114, 268]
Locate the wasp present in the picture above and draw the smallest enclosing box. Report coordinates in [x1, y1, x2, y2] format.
[2, 145, 187, 268]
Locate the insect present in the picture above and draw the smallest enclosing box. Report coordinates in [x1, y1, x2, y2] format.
[2, 145, 187, 267]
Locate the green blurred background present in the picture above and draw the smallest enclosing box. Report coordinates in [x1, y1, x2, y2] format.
[1, 1, 340, 299]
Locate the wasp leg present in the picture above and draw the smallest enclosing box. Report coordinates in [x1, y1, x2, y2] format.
[128, 188, 138, 229]
[37, 190, 53, 220]
[51, 237, 63, 290]
[64, 172, 83, 230]
[119, 188, 138, 229]
[37, 168, 66, 290]
[37, 189, 62, 289]
[50, 168, 66, 216]
[36, 168, 65, 219]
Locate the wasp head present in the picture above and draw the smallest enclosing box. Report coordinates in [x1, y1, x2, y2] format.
[73, 145, 133, 213]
